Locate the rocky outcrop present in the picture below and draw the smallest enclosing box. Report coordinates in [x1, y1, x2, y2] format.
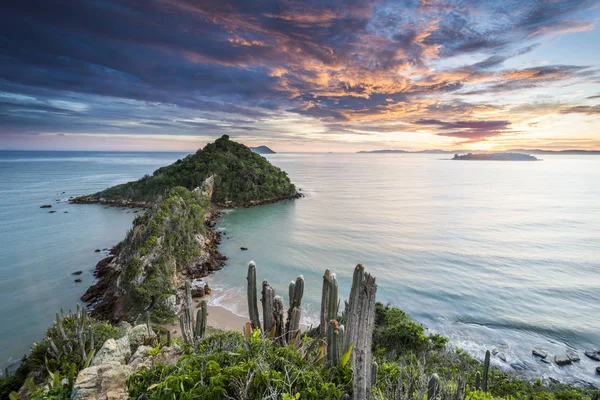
[71, 325, 180, 400]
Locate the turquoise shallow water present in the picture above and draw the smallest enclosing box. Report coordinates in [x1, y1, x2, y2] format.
[1, 151, 599, 385]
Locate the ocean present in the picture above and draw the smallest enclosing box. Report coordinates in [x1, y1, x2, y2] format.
[1, 151, 599, 385]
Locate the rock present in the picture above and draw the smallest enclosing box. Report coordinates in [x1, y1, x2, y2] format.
[540, 358, 550, 364]
[532, 348, 548, 358]
[584, 350, 600, 361]
[72, 363, 132, 400]
[204, 283, 211, 295]
[74, 279, 82, 283]
[91, 336, 131, 366]
[567, 350, 580, 362]
[48, 210, 56, 213]
[95, 249, 101, 252]
[498, 340, 509, 349]
[491, 348, 499, 355]
[510, 362, 526, 371]
[163, 294, 182, 315]
[128, 345, 153, 369]
[240, 247, 248, 251]
[549, 377, 560, 384]
[554, 355, 572, 366]
[64, 211, 68, 213]
[40, 204, 52, 208]
[72, 271, 83, 275]
[128, 324, 155, 350]
[191, 285, 205, 298]
[498, 353, 507, 362]
[596, 366, 600, 375]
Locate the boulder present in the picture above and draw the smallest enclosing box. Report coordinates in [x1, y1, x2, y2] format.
[240, 247, 248, 251]
[596, 366, 600, 375]
[40, 204, 52, 208]
[49, 211, 56, 214]
[163, 294, 182, 315]
[128, 324, 155, 350]
[491, 348, 499, 355]
[585, 350, 600, 361]
[72, 362, 132, 400]
[74, 279, 82, 283]
[95, 249, 101, 252]
[554, 355, 572, 366]
[72, 271, 83, 275]
[497, 353, 507, 362]
[128, 345, 153, 369]
[191, 285, 205, 298]
[91, 336, 131, 366]
[204, 284, 212, 295]
[566, 350, 580, 362]
[532, 348, 548, 358]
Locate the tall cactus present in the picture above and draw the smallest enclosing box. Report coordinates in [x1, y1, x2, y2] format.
[327, 320, 340, 365]
[328, 273, 338, 323]
[428, 373, 441, 400]
[247, 261, 261, 330]
[475, 371, 481, 391]
[273, 295, 286, 346]
[261, 280, 275, 334]
[319, 269, 331, 338]
[179, 280, 208, 344]
[482, 350, 490, 392]
[285, 275, 304, 342]
[371, 361, 378, 390]
[345, 264, 377, 400]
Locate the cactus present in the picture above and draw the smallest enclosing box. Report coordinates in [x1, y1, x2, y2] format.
[261, 280, 276, 334]
[247, 261, 261, 330]
[327, 320, 340, 365]
[273, 295, 286, 346]
[285, 275, 304, 343]
[475, 371, 481, 391]
[371, 361, 378, 390]
[328, 273, 338, 323]
[482, 350, 490, 392]
[319, 269, 331, 338]
[195, 300, 208, 339]
[455, 376, 466, 400]
[344, 264, 377, 400]
[428, 373, 441, 400]
[166, 330, 171, 347]
[179, 280, 209, 344]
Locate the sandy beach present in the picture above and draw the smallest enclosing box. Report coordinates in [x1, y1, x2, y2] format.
[165, 293, 249, 338]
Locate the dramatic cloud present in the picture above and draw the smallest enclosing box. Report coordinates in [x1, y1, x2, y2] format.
[0, 0, 599, 150]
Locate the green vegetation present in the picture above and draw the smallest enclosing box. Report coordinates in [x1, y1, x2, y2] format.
[78, 135, 297, 206]
[120, 186, 208, 321]
[127, 304, 600, 400]
[0, 310, 121, 400]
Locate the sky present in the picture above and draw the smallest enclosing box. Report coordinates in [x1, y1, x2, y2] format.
[1, 0, 600, 152]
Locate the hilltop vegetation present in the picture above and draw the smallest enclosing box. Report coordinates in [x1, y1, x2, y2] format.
[75, 135, 297, 207]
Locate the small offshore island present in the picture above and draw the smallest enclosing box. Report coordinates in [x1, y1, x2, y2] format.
[2, 136, 599, 400]
[453, 153, 540, 161]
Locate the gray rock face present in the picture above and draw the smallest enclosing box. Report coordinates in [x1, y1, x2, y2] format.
[91, 336, 131, 366]
[596, 366, 600, 375]
[163, 294, 182, 315]
[497, 353, 507, 362]
[555, 355, 572, 366]
[532, 348, 548, 358]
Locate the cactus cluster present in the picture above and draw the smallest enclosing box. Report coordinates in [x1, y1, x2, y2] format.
[179, 280, 208, 345]
[247, 261, 305, 346]
[47, 304, 97, 367]
[246, 261, 378, 400]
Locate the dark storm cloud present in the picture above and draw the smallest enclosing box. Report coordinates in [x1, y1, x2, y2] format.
[0, 0, 598, 144]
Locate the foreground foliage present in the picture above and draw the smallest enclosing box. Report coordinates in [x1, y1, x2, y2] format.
[0, 311, 121, 400]
[78, 135, 297, 206]
[126, 305, 600, 400]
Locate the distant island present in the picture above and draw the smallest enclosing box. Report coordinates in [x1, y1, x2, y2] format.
[357, 149, 455, 154]
[453, 153, 540, 161]
[250, 145, 276, 154]
[359, 148, 600, 155]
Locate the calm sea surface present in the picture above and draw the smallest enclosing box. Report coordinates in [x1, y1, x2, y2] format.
[1, 151, 599, 385]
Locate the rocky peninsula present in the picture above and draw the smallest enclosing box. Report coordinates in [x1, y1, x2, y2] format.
[452, 152, 540, 161]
